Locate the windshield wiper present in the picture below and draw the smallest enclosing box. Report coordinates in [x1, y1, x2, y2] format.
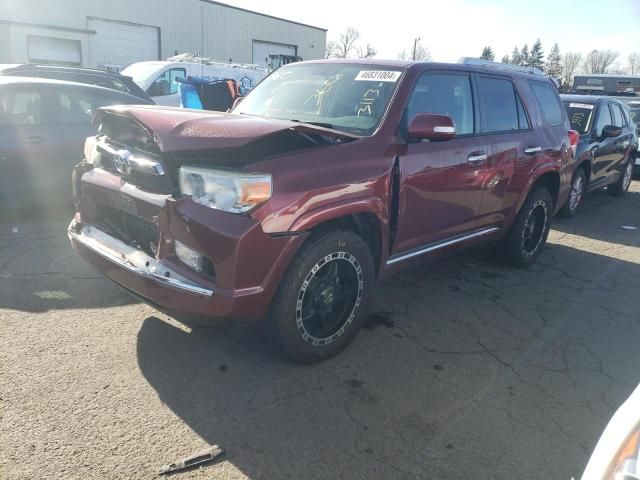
[290, 119, 334, 129]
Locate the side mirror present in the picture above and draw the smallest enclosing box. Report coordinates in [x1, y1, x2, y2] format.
[408, 113, 456, 141]
[602, 125, 622, 138]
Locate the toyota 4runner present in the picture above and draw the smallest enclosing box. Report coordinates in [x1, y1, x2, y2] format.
[69, 59, 573, 363]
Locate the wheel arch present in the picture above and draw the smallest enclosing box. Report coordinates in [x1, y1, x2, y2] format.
[289, 201, 388, 277]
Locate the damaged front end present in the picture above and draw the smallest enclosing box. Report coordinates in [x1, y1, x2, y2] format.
[69, 106, 353, 321]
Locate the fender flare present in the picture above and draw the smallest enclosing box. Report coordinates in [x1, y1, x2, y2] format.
[288, 196, 390, 270]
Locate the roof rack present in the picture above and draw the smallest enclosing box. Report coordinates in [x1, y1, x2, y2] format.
[166, 52, 264, 71]
[458, 57, 545, 76]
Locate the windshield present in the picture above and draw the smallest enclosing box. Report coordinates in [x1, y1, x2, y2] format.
[234, 63, 403, 136]
[121, 63, 163, 87]
[563, 101, 595, 134]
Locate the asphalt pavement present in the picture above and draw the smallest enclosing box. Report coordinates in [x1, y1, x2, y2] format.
[1, 183, 639, 480]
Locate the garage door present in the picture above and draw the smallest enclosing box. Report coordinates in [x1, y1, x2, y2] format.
[27, 35, 82, 66]
[87, 18, 159, 71]
[252, 41, 297, 69]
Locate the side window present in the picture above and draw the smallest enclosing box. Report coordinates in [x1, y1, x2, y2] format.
[610, 104, 624, 128]
[0, 87, 43, 126]
[52, 88, 128, 125]
[516, 94, 530, 129]
[529, 81, 564, 126]
[593, 103, 612, 137]
[477, 76, 519, 133]
[148, 68, 185, 96]
[407, 73, 474, 135]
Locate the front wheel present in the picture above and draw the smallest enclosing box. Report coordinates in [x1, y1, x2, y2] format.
[267, 229, 374, 364]
[501, 186, 553, 268]
[608, 158, 633, 196]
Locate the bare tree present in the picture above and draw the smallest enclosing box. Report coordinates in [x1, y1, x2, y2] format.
[325, 40, 339, 59]
[628, 52, 640, 75]
[398, 40, 431, 61]
[562, 52, 582, 91]
[583, 49, 619, 74]
[335, 27, 360, 58]
[358, 43, 377, 58]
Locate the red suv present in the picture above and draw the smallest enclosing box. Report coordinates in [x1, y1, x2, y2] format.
[69, 59, 573, 362]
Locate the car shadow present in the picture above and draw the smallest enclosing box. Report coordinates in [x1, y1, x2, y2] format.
[137, 242, 640, 480]
[552, 186, 640, 246]
[0, 218, 137, 312]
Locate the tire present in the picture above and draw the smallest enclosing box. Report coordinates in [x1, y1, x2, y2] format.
[501, 186, 553, 268]
[267, 229, 375, 364]
[608, 157, 633, 197]
[559, 168, 587, 218]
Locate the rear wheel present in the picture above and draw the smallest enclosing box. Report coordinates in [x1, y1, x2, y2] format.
[608, 158, 633, 196]
[267, 229, 374, 364]
[501, 186, 553, 268]
[559, 168, 587, 218]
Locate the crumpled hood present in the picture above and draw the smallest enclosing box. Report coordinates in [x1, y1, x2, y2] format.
[94, 105, 356, 153]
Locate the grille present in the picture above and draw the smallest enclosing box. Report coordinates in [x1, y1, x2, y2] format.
[97, 205, 158, 257]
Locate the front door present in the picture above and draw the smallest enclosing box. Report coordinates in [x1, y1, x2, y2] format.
[393, 71, 488, 255]
[590, 102, 618, 184]
[0, 84, 53, 215]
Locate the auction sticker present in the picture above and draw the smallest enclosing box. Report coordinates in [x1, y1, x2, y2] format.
[569, 103, 595, 109]
[355, 70, 401, 82]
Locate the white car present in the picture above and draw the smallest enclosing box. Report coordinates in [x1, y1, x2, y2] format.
[122, 53, 267, 106]
[581, 383, 640, 479]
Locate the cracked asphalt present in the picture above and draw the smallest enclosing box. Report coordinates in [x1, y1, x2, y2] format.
[1, 182, 639, 480]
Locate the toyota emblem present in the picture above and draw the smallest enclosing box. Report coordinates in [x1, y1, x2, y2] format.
[114, 149, 133, 176]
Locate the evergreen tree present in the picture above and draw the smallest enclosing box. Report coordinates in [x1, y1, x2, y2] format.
[529, 39, 545, 69]
[545, 43, 562, 78]
[480, 46, 495, 61]
[501, 54, 510, 63]
[521, 44, 530, 66]
[511, 47, 522, 65]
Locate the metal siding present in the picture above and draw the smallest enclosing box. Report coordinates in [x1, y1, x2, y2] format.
[2, 0, 326, 66]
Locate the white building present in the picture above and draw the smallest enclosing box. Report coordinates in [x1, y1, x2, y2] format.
[0, 0, 326, 70]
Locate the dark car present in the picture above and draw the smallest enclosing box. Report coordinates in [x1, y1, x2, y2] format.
[0, 64, 153, 103]
[69, 59, 573, 363]
[0, 77, 152, 217]
[559, 94, 638, 216]
[628, 101, 640, 176]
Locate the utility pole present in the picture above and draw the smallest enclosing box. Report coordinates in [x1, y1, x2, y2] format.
[412, 37, 421, 61]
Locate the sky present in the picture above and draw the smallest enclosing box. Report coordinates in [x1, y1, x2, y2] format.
[226, 0, 640, 67]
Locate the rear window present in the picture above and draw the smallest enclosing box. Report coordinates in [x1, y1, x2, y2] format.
[563, 102, 595, 134]
[530, 81, 564, 126]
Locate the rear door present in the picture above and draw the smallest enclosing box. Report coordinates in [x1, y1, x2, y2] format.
[610, 102, 632, 176]
[0, 83, 53, 213]
[392, 70, 489, 255]
[474, 74, 533, 228]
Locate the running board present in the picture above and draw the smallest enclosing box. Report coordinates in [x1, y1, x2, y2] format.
[386, 227, 501, 266]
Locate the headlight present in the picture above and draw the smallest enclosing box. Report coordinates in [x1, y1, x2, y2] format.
[83, 136, 101, 166]
[179, 166, 272, 213]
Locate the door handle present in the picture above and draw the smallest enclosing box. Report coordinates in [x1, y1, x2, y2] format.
[467, 151, 488, 164]
[25, 136, 46, 144]
[524, 146, 542, 155]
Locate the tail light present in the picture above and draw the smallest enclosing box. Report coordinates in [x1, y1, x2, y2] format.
[568, 130, 579, 157]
